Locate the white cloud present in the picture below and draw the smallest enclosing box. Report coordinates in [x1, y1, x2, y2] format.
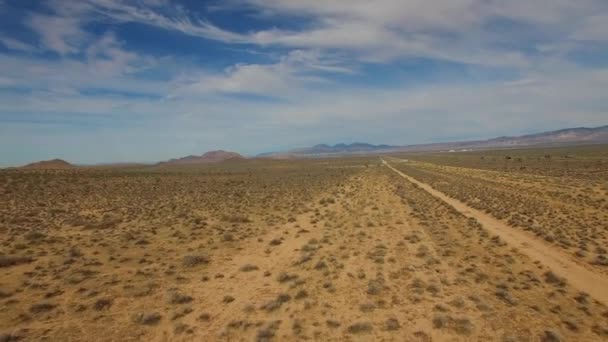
[0, 52, 166, 96]
[85, 32, 156, 76]
[175, 63, 295, 96]
[0, 35, 38, 52]
[25, 14, 87, 55]
[572, 15, 608, 41]
[82, 0, 245, 42]
[40, 0, 597, 69]
[2, 52, 607, 166]
[233, 0, 607, 66]
[3, 48, 606, 130]
[0, 76, 15, 86]
[170, 49, 352, 97]
[25, 0, 607, 67]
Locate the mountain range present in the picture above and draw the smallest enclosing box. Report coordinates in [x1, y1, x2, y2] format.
[22, 159, 75, 169]
[155, 150, 244, 166]
[259, 125, 608, 157]
[11, 125, 608, 168]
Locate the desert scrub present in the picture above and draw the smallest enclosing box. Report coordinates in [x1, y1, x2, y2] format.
[432, 314, 474, 336]
[167, 290, 193, 304]
[133, 312, 162, 325]
[182, 254, 209, 267]
[29, 302, 57, 313]
[239, 264, 259, 272]
[347, 322, 373, 334]
[261, 293, 291, 312]
[0, 255, 33, 268]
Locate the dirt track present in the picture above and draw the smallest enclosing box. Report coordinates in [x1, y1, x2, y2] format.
[383, 157, 608, 307]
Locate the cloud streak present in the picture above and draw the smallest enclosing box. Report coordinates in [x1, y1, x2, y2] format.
[54, 0, 606, 66]
[170, 50, 353, 98]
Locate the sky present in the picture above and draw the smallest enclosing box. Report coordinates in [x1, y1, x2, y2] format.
[0, 0, 607, 166]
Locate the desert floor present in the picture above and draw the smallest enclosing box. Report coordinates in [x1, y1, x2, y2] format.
[1, 153, 607, 341]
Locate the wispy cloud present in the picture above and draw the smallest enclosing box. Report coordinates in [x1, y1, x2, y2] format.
[170, 49, 353, 98]
[25, 14, 87, 55]
[571, 14, 608, 41]
[0, 35, 38, 52]
[49, 0, 604, 67]
[85, 32, 158, 76]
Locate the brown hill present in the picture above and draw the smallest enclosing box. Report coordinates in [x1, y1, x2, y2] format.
[158, 150, 244, 166]
[22, 159, 75, 169]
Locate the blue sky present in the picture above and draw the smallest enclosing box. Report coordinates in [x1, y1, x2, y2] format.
[0, 0, 607, 165]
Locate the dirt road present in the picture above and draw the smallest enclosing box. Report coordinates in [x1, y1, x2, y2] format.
[383, 157, 608, 307]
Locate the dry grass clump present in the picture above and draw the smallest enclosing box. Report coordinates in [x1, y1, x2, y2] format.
[277, 272, 298, 283]
[544, 271, 567, 287]
[495, 288, 518, 306]
[0, 255, 33, 268]
[256, 320, 281, 341]
[294, 289, 308, 299]
[29, 302, 57, 314]
[133, 312, 162, 325]
[260, 293, 291, 312]
[221, 214, 251, 223]
[93, 298, 113, 311]
[432, 314, 474, 336]
[541, 329, 562, 342]
[367, 278, 385, 295]
[167, 290, 193, 305]
[170, 306, 193, 320]
[239, 264, 259, 272]
[385, 318, 400, 331]
[326, 319, 341, 328]
[182, 254, 209, 267]
[346, 322, 373, 334]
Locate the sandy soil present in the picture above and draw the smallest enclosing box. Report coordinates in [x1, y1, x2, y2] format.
[386, 154, 608, 271]
[383, 158, 608, 306]
[1, 163, 607, 341]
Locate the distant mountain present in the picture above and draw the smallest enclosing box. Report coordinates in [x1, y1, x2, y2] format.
[398, 125, 608, 152]
[485, 126, 608, 146]
[308, 142, 395, 153]
[257, 143, 398, 158]
[259, 125, 608, 157]
[22, 159, 75, 169]
[157, 150, 244, 166]
[88, 162, 149, 169]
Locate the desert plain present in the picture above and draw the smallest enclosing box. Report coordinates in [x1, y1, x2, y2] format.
[1, 146, 608, 341]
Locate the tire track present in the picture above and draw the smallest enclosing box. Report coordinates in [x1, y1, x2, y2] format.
[382, 158, 608, 307]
